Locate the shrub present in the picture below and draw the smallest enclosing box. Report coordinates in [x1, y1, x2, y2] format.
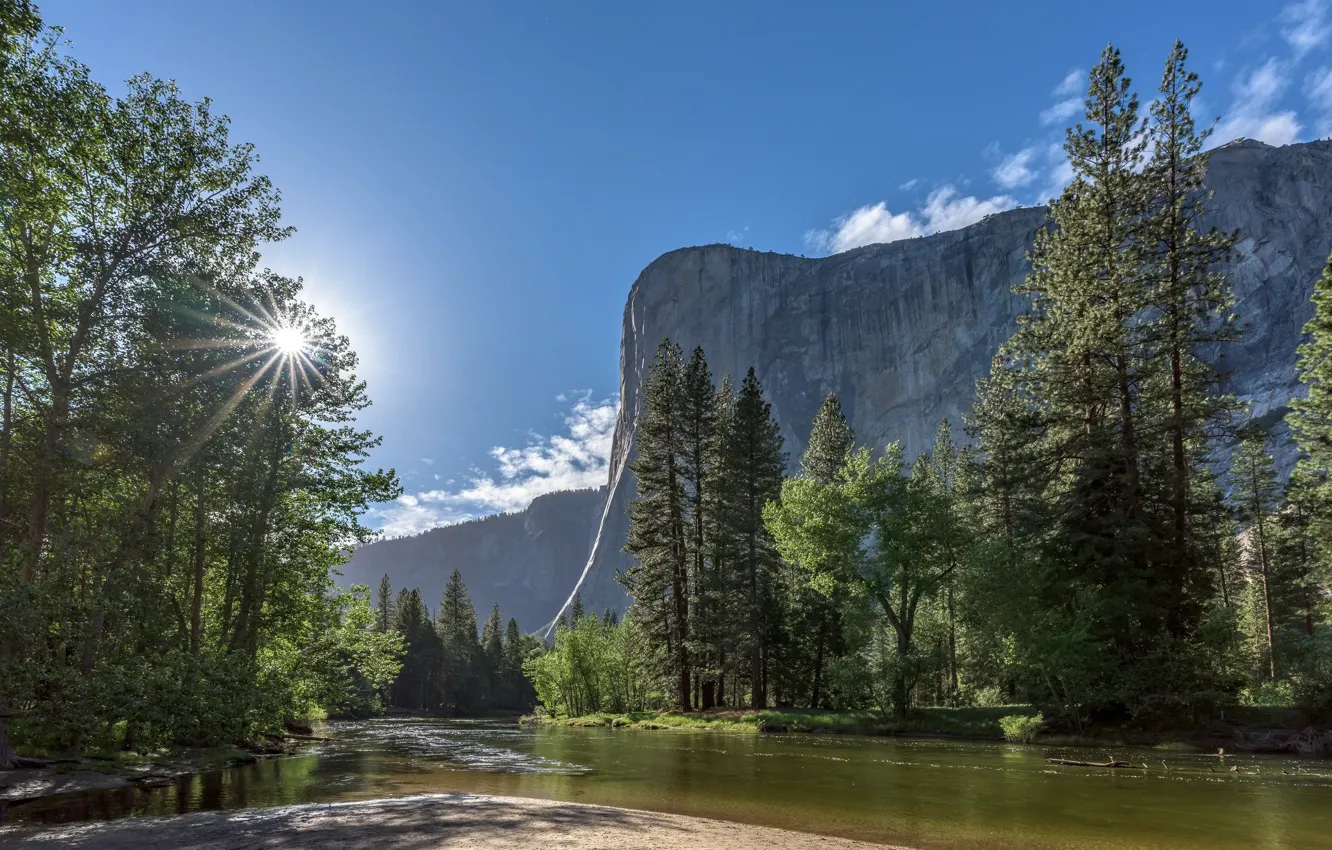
[999, 712, 1044, 743]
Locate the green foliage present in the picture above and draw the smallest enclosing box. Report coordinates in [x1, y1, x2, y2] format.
[525, 608, 661, 717]
[999, 712, 1044, 744]
[0, 11, 402, 756]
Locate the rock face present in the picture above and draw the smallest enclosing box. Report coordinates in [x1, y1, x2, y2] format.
[560, 138, 1332, 625]
[339, 487, 604, 632]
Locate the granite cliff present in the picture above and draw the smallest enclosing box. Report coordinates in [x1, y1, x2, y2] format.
[345, 139, 1332, 634]
[554, 138, 1332, 626]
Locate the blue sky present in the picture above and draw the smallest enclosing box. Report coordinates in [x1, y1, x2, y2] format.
[39, 0, 1332, 534]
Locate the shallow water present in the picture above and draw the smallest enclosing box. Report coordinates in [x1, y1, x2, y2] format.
[6, 717, 1332, 848]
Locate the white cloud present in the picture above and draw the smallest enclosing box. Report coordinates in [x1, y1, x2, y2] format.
[1053, 68, 1084, 97]
[1306, 66, 1332, 134]
[920, 187, 1014, 232]
[1281, 0, 1331, 59]
[726, 225, 751, 244]
[805, 186, 1016, 255]
[898, 178, 919, 191]
[371, 393, 619, 537]
[420, 457, 434, 465]
[1040, 69, 1085, 127]
[1215, 59, 1302, 146]
[992, 147, 1038, 188]
[1034, 143, 1075, 203]
[1040, 98, 1081, 127]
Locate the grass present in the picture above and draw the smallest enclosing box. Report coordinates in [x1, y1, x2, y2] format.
[523, 704, 1040, 739]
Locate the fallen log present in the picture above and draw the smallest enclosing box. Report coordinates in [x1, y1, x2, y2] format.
[1046, 758, 1134, 768]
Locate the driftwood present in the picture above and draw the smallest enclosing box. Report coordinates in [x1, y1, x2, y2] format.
[1046, 757, 1134, 768]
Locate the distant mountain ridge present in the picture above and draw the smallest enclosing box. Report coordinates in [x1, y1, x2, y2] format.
[339, 487, 604, 631]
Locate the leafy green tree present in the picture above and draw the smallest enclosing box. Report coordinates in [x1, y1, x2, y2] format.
[768, 444, 958, 720]
[782, 394, 854, 707]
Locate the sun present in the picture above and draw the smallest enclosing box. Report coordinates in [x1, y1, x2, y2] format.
[270, 324, 307, 355]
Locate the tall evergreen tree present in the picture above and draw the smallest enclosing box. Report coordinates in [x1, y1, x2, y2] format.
[702, 375, 740, 706]
[375, 574, 395, 633]
[1142, 40, 1237, 633]
[621, 340, 692, 711]
[481, 603, 505, 705]
[680, 347, 717, 707]
[1229, 431, 1281, 682]
[728, 368, 787, 708]
[437, 569, 480, 713]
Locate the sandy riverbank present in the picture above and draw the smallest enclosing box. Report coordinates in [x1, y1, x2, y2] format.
[1, 792, 906, 849]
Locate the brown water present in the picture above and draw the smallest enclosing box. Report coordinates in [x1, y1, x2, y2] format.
[4, 717, 1331, 848]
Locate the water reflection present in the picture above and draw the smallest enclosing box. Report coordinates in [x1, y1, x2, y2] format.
[4, 718, 1331, 850]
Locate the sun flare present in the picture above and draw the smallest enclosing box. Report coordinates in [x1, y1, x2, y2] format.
[270, 324, 306, 355]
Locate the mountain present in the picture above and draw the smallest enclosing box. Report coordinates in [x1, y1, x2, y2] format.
[559, 138, 1332, 625]
[344, 139, 1332, 634]
[338, 487, 604, 632]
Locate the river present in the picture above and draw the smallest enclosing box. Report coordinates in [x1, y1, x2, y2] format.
[4, 717, 1330, 849]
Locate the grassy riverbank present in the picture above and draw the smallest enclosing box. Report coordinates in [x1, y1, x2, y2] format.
[523, 705, 1037, 738]
[522, 705, 1332, 756]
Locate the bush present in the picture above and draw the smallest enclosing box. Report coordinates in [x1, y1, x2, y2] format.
[999, 712, 1044, 743]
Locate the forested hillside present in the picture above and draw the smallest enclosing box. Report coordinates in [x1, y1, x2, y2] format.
[340, 487, 603, 633]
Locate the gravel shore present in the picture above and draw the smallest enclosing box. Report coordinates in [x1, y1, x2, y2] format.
[1, 792, 904, 849]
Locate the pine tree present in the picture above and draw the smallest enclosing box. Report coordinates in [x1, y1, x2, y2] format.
[481, 603, 505, 706]
[570, 591, 586, 623]
[802, 394, 855, 484]
[375, 574, 395, 633]
[1289, 251, 1332, 647]
[503, 617, 528, 709]
[1142, 40, 1238, 635]
[971, 46, 1209, 713]
[437, 570, 480, 713]
[728, 368, 787, 708]
[681, 347, 717, 708]
[1229, 431, 1281, 682]
[621, 339, 692, 711]
[703, 375, 740, 706]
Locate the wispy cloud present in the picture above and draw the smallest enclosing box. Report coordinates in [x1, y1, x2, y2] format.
[1281, 0, 1332, 59]
[992, 147, 1039, 189]
[1053, 68, 1084, 97]
[804, 186, 1015, 255]
[898, 178, 919, 191]
[371, 393, 618, 537]
[1040, 68, 1085, 126]
[1306, 65, 1332, 134]
[1216, 58, 1302, 145]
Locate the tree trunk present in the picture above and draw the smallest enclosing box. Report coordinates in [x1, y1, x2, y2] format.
[190, 469, 207, 656]
[811, 616, 827, 709]
[0, 699, 16, 770]
[25, 389, 67, 582]
[0, 348, 14, 560]
[1255, 512, 1277, 681]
